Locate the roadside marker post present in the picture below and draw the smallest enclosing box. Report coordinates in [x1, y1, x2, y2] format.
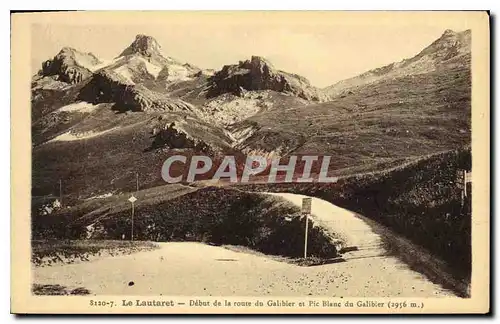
[456, 169, 472, 207]
[128, 195, 138, 241]
[301, 198, 312, 259]
[464, 170, 471, 197]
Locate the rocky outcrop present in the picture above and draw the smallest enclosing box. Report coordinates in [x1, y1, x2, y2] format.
[208, 56, 327, 101]
[151, 121, 214, 154]
[39, 47, 98, 84]
[78, 70, 195, 112]
[126, 85, 195, 112]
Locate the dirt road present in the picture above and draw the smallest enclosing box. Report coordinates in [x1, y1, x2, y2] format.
[267, 193, 402, 258]
[33, 193, 458, 297]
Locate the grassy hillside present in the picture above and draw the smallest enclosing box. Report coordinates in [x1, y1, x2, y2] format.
[234, 63, 470, 171]
[32, 183, 197, 237]
[31, 105, 236, 203]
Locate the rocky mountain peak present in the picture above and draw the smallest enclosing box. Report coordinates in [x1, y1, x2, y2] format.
[208, 55, 326, 101]
[119, 34, 163, 58]
[37, 47, 99, 85]
[438, 29, 467, 42]
[243, 56, 275, 70]
[58, 47, 77, 55]
[442, 29, 457, 37]
[420, 29, 471, 59]
[54, 47, 100, 63]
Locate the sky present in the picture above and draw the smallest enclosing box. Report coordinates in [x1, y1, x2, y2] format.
[30, 12, 472, 88]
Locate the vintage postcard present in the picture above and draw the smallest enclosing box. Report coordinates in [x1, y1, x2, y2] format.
[11, 11, 490, 314]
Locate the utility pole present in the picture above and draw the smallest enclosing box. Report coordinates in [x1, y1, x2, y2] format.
[131, 201, 134, 241]
[128, 195, 137, 241]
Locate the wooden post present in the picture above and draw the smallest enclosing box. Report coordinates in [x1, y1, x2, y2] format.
[301, 197, 312, 259]
[304, 214, 309, 259]
[463, 170, 467, 197]
[457, 170, 465, 208]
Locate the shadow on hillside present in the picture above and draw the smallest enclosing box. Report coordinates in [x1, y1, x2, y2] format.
[34, 188, 342, 261]
[291, 257, 346, 267]
[110, 103, 129, 114]
[339, 246, 359, 253]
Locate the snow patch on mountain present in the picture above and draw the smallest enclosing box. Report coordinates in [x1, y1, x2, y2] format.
[56, 102, 101, 114]
[72, 51, 106, 72]
[136, 57, 162, 78]
[87, 59, 114, 72]
[198, 92, 272, 126]
[114, 66, 136, 84]
[49, 127, 120, 142]
[164, 64, 194, 82]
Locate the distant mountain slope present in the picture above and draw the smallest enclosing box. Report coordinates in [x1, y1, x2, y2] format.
[325, 29, 471, 97]
[231, 29, 471, 172]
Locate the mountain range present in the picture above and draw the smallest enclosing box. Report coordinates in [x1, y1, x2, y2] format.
[31, 29, 471, 201]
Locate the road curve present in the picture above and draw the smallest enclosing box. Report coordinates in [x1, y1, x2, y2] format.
[268, 192, 460, 296]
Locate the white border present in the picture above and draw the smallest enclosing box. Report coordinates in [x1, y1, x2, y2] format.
[4, 2, 497, 324]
